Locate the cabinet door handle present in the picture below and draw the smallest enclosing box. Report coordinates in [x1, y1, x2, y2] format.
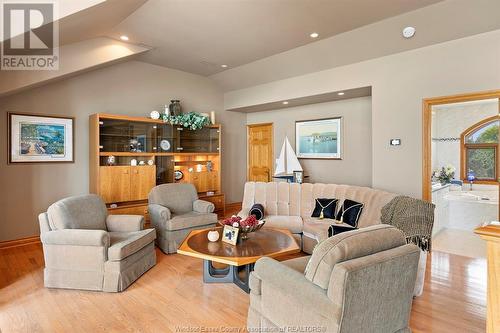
[176, 147, 184, 151]
[177, 127, 184, 131]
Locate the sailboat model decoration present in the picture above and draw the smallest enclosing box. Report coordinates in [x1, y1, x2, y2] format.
[274, 136, 303, 182]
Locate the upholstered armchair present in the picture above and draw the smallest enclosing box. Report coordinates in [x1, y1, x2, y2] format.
[247, 225, 420, 333]
[39, 194, 156, 292]
[148, 183, 218, 253]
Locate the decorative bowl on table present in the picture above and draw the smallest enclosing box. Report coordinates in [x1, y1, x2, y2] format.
[220, 215, 265, 240]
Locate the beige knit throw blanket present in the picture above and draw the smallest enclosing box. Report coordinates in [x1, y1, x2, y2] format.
[381, 195, 435, 251]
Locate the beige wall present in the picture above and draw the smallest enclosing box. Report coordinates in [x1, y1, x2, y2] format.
[246, 96, 372, 186]
[224, 29, 500, 198]
[0, 60, 246, 242]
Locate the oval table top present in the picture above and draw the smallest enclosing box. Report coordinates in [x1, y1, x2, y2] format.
[177, 227, 301, 266]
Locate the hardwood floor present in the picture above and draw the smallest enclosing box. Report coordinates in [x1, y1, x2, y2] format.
[0, 242, 486, 332]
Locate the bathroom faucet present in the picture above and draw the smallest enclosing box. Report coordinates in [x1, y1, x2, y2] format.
[469, 179, 474, 191]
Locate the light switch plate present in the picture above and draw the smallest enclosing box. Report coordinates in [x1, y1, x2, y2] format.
[390, 139, 401, 146]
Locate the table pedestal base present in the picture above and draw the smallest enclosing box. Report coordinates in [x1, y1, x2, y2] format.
[203, 260, 254, 293]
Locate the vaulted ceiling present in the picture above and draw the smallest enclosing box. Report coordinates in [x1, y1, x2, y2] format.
[108, 0, 443, 76]
[3, 0, 500, 95]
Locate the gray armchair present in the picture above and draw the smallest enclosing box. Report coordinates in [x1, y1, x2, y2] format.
[248, 225, 420, 333]
[39, 194, 156, 292]
[148, 183, 217, 253]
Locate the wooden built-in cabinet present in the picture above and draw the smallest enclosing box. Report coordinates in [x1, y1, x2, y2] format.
[89, 113, 224, 218]
[199, 193, 225, 217]
[99, 165, 156, 203]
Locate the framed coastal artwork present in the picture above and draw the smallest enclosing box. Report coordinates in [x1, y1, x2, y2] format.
[8, 113, 74, 163]
[295, 117, 342, 159]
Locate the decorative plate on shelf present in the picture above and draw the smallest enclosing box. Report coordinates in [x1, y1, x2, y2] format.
[160, 139, 171, 151]
[150, 110, 160, 120]
[174, 170, 184, 181]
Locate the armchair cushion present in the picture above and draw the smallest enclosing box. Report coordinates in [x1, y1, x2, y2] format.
[47, 194, 107, 231]
[253, 257, 340, 323]
[106, 215, 144, 232]
[281, 256, 311, 273]
[108, 229, 156, 261]
[41, 229, 109, 247]
[305, 224, 406, 289]
[193, 199, 215, 213]
[166, 212, 217, 231]
[148, 183, 198, 214]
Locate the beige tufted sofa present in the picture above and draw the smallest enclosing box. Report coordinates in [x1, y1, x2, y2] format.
[238, 181, 428, 296]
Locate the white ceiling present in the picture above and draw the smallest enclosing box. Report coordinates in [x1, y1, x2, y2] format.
[108, 0, 443, 76]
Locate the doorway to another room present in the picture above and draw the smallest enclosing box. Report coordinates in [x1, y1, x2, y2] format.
[247, 123, 274, 182]
[423, 91, 500, 258]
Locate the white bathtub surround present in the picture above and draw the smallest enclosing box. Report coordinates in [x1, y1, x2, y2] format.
[432, 184, 497, 258]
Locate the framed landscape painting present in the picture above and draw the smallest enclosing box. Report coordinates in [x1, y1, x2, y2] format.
[8, 113, 74, 163]
[295, 117, 342, 159]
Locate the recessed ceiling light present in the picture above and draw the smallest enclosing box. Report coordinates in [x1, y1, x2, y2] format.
[282, 101, 289, 105]
[221, 64, 228, 68]
[402, 26, 416, 39]
[310, 32, 319, 38]
[120, 35, 129, 41]
[338, 92, 345, 96]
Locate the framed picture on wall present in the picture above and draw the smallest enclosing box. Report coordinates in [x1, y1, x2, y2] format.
[295, 117, 342, 159]
[8, 113, 75, 163]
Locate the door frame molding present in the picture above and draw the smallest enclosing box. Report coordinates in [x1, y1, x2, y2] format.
[422, 89, 500, 202]
[247, 122, 274, 182]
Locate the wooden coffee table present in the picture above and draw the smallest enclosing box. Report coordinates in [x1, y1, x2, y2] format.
[177, 227, 300, 293]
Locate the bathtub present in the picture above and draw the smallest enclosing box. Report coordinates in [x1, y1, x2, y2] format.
[443, 188, 498, 231]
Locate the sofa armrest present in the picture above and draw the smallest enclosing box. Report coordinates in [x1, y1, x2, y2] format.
[41, 229, 109, 247]
[148, 204, 171, 227]
[253, 257, 339, 320]
[193, 199, 215, 213]
[106, 215, 144, 232]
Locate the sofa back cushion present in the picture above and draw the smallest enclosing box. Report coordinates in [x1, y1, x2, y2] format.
[241, 182, 301, 216]
[241, 182, 396, 227]
[304, 224, 406, 289]
[47, 194, 108, 231]
[148, 183, 198, 214]
[300, 183, 396, 227]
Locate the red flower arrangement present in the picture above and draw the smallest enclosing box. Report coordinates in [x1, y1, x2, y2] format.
[222, 215, 259, 228]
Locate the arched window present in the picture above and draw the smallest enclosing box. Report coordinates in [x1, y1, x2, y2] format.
[460, 116, 499, 183]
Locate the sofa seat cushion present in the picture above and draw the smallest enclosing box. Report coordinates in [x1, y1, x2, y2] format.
[302, 217, 353, 243]
[166, 212, 217, 231]
[108, 229, 156, 261]
[264, 215, 303, 234]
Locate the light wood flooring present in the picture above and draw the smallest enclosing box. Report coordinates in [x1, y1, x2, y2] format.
[0, 241, 487, 333]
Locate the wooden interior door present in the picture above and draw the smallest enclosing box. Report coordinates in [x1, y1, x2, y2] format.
[247, 123, 273, 182]
[130, 165, 156, 200]
[99, 166, 131, 203]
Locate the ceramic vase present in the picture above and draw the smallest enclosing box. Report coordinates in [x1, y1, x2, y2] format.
[207, 230, 219, 242]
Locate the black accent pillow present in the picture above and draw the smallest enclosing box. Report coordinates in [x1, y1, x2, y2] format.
[249, 203, 265, 220]
[336, 199, 364, 227]
[311, 198, 338, 219]
[328, 224, 357, 237]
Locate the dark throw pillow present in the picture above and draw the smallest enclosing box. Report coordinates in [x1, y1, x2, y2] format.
[249, 203, 265, 220]
[336, 199, 364, 227]
[328, 224, 357, 237]
[311, 198, 338, 219]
